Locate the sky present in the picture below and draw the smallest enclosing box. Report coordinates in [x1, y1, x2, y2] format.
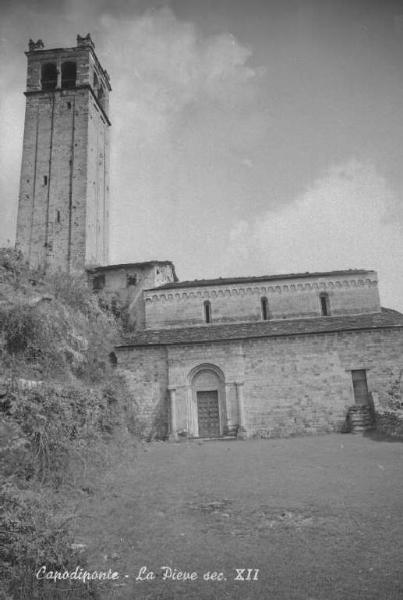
[1, 0, 403, 309]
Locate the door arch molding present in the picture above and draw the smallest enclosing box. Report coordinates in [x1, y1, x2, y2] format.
[188, 363, 225, 385]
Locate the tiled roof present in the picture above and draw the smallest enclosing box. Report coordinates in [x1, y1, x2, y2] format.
[116, 308, 403, 348]
[152, 269, 374, 291]
[87, 260, 178, 280]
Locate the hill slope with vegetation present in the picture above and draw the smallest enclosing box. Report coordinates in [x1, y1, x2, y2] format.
[0, 248, 137, 600]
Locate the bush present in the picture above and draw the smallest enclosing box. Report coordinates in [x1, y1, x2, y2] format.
[46, 272, 99, 317]
[0, 248, 30, 287]
[0, 380, 132, 598]
[1, 380, 132, 487]
[1, 304, 49, 356]
[0, 482, 98, 599]
[0, 250, 137, 598]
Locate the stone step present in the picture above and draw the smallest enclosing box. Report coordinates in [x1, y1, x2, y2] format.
[347, 405, 375, 433]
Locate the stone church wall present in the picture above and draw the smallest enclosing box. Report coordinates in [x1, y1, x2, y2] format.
[144, 272, 380, 330]
[117, 345, 169, 437]
[116, 326, 403, 439]
[241, 328, 403, 437]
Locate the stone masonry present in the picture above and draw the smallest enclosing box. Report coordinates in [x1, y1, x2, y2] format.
[116, 319, 403, 439]
[88, 261, 177, 329]
[16, 35, 110, 273]
[144, 270, 380, 329]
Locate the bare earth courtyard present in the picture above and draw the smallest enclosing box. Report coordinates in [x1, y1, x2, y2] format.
[71, 434, 403, 600]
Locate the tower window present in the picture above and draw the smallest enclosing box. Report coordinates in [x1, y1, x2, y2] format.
[111, 297, 120, 317]
[126, 274, 137, 287]
[97, 86, 105, 108]
[43, 175, 48, 186]
[56, 210, 60, 223]
[261, 296, 269, 320]
[92, 273, 105, 291]
[41, 63, 57, 90]
[109, 352, 117, 368]
[61, 61, 77, 89]
[320, 293, 330, 316]
[67, 101, 72, 109]
[204, 300, 212, 324]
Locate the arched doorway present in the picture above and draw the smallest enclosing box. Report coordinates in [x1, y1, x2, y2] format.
[190, 365, 225, 438]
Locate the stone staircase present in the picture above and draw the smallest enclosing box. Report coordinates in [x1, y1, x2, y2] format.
[347, 405, 375, 433]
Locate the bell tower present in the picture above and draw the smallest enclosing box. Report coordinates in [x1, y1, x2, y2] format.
[15, 34, 111, 273]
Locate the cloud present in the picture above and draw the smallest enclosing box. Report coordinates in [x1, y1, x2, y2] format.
[222, 159, 403, 310]
[0, 4, 265, 253]
[101, 7, 261, 137]
[95, 8, 266, 263]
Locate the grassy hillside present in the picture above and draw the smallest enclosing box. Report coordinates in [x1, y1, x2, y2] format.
[0, 248, 137, 600]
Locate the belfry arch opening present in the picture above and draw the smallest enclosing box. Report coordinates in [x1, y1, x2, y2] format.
[61, 61, 76, 89]
[41, 63, 57, 90]
[97, 85, 106, 109]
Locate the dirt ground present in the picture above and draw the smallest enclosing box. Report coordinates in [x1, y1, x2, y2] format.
[72, 434, 403, 600]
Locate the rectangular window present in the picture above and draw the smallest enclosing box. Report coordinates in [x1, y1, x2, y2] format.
[92, 273, 105, 291]
[126, 274, 137, 286]
[320, 293, 330, 316]
[351, 370, 369, 405]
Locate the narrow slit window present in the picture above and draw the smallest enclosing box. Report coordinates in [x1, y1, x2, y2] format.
[43, 175, 48, 186]
[56, 210, 60, 223]
[320, 292, 330, 316]
[204, 300, 212, 324]
[261, 296, 269, 320]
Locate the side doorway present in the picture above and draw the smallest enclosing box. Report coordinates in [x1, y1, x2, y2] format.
[197, 390, 220, 438]
[191, 366, 226, 438]
[351, 369, 370, 405]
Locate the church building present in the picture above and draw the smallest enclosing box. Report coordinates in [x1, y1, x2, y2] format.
[15, 37, 403, 439]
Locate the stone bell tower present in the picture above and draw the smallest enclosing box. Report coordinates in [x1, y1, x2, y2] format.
[15, 35, 111, 273]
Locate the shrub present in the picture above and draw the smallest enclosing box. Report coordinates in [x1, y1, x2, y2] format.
[1, 381, 132, 487]
[46, 272, 98, 317]
[0, 482, 98, 599]
[0, 250, 137, 598]
[0, 248, 30, 287]
[1, 304, 48, 356]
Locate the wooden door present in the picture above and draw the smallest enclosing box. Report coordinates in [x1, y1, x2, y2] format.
[352, 370, 369, 405]
[197, 391, 220, 437]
